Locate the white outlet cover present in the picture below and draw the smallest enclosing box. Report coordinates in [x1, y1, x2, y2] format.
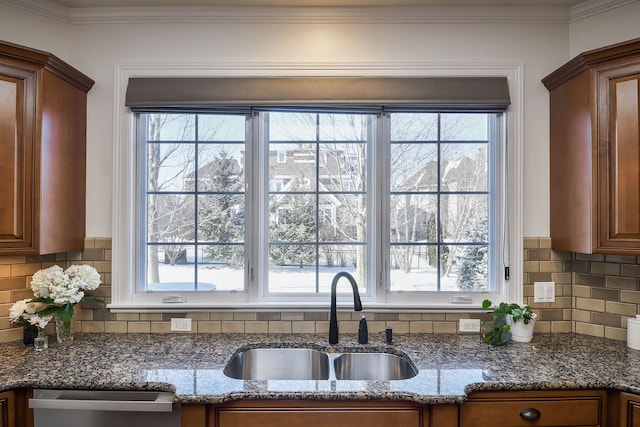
[534, 282, 555, 303]
[459, 318, 481, 332]
[171, 318, 192, 331]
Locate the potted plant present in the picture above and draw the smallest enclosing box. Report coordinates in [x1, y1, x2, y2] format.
[482, 299, 537, 345]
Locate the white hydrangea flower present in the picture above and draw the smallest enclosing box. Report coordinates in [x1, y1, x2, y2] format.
[26, 264, 101, 313]
[9, 298, 32, 324]
[30, 265, 68, 299]
[65, 264, 101, 291]
[50, 281, 84, 305]
[26, 314, 52, 329]
[9, 299, 50, 327]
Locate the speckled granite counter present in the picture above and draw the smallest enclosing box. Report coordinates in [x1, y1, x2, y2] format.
[1, 333, 639, 404]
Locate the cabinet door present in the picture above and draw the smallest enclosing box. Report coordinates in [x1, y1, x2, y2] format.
[620, 392, 640, 427]
[0, 65, 35, 252]
[598, 65, 640, 251]
[182, 403, 207, 427]
[0, 391, 16, 427]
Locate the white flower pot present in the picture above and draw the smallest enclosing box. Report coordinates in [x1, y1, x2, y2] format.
[508, 313, 537, 343]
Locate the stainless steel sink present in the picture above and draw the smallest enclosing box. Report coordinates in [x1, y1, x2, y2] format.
[223, 348, 330, 380]
[333, 352, 418, 380]
[223, 347, 418, 381]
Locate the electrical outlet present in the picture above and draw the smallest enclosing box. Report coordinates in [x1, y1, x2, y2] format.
[534, 281, 556, 303]
[170, 318, 192, 332]
[459, 318, 481, 333]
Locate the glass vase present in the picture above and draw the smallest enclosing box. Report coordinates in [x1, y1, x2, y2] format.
[55, 311, 75, 344]
[34, 327, 48, 351]
[23, 324, 38, 346]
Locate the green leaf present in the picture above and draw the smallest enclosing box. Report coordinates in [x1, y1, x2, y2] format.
[38, 305, 63, 317]
[81, 294, 100, 303]
[481, 299, 492, 310]
[500, 330, 512, 344]
[483, 327, 509, 346]
[57, 303, 75, 323]
[493, 314, 508, 329]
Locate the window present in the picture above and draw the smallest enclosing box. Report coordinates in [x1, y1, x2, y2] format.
[266, 112, 370, 295]
[112, 73, 519, 311]
[141, 114, 246, 293]
[389, 113, 493, 293]
[126, 108, 506, 308]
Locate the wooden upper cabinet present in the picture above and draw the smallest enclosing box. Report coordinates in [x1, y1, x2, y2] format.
[543, 38, 640, 254]
[0, 40, 94, 255]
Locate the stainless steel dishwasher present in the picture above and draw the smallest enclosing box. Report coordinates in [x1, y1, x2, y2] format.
[29, 389, 180, 427]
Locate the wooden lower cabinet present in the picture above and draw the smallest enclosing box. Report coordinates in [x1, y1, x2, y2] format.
[460, 390, 607, 427]
[619, 392, 640, 427]
[0, 391, 15, 427]
[208, 400, 428, 427]
[182, 403, 207, 427]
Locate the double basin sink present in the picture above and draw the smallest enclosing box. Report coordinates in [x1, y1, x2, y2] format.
[223, 347, 418, 381]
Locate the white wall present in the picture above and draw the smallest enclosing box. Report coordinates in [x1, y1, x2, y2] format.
[570, 1, 640, 56]
[72, 18, 567, 238]
[2, 3, 637, 239]
[0, 5, 70, 57]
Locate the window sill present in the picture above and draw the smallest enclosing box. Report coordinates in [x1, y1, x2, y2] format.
[106, 302, 488, 313]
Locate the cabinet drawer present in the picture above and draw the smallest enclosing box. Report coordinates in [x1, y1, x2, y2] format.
[216, 407, 421, 427]
[460, 397, 601, 427]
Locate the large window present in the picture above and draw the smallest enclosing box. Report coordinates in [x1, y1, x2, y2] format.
[142, 114, 246, 293]
[128, 109, 506, 308]
[265, 112, 369, 295]
[389, 113, 494, 294]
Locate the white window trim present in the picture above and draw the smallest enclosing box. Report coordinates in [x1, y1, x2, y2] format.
[109, 60, 523, 312]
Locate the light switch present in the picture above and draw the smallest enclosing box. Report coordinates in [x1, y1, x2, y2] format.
[534, 281, 555, 303]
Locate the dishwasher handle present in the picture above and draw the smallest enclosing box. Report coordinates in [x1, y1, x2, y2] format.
[29, 389, 175, 413]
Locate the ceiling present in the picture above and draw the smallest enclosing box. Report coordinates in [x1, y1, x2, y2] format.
[40, 0, 587, 8]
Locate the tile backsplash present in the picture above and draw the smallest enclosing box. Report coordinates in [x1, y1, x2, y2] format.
[1, 237, 638, 342]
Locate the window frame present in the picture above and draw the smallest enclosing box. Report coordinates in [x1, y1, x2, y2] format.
[109, 63, 523, 313]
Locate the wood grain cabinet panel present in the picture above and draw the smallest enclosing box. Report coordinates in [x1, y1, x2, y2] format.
[620, 392, 640, 427]
[460, 390, 606, 427]
[543, 37, 640, 254]
[209, 400, 426, 427]
[0, 40, 93, 255]
[600, 71, 640, 248]
[182, 403, 207, 427]
[0, 391, 15, 427]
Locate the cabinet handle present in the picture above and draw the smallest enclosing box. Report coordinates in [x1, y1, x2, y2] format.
[519, 408, 541, 420]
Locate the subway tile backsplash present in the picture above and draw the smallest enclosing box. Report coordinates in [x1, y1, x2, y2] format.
[0, 237, 638, 342]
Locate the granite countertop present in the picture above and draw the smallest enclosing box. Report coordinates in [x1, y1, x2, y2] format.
[1, 332, 640, 404]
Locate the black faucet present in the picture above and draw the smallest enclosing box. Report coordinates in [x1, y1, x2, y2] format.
[329, 271, 362, 344]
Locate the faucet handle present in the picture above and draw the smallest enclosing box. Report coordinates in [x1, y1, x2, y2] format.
[383, 326, 393, 345]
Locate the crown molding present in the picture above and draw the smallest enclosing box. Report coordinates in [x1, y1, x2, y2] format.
[0, 0, 632, 24]
[67, 5, 573, 24]
[115, 59, 523, 76]
[569, 0, 637, 21]
[0, 0, 70, 22]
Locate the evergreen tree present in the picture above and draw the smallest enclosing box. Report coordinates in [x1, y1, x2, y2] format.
[456, 216, 488, 291]
[269, 191, 316, 267]
[198, 149, 244, 265]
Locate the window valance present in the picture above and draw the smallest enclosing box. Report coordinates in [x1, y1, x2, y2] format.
[125, 76, 510, 113]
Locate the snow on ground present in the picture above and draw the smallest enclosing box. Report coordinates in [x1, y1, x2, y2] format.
[149, 264, 460, 292]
